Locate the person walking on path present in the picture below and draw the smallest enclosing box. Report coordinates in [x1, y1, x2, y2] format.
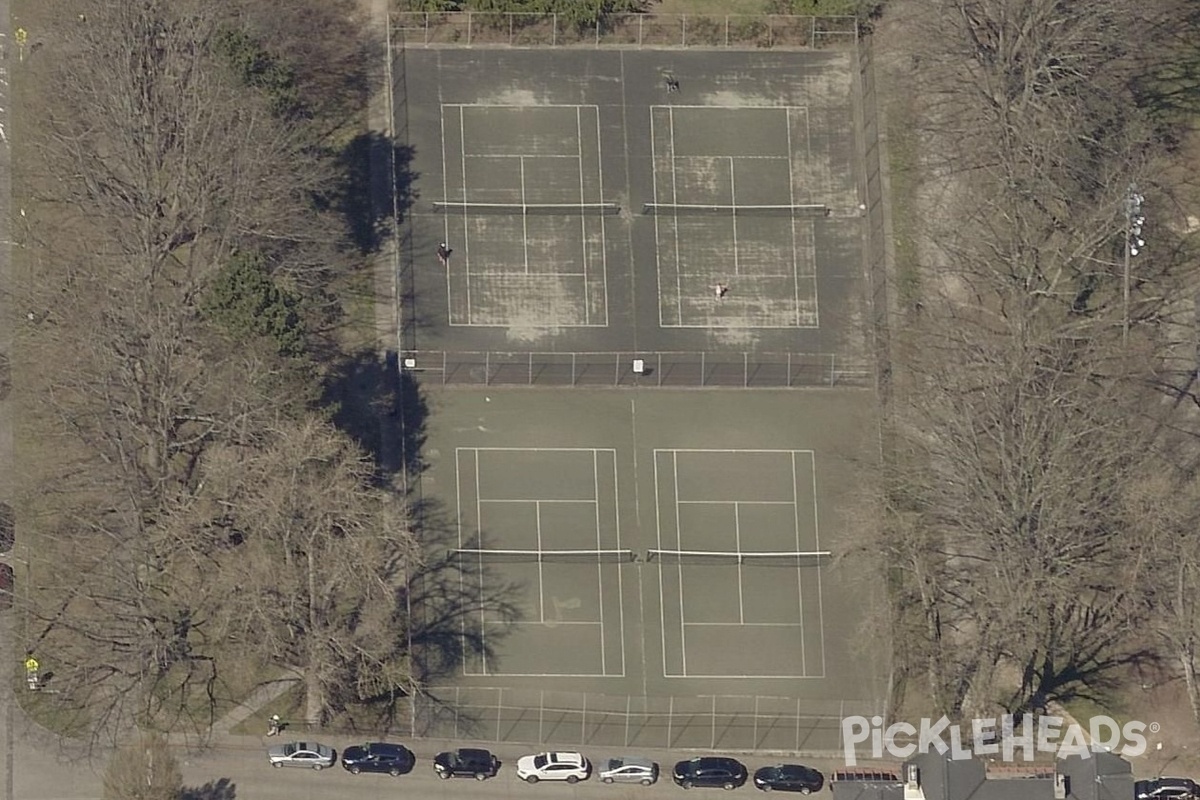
[267, 714, 282, 736]
[24, 652, 39, 690]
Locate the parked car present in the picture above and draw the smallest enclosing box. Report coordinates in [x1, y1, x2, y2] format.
[434, 748, 501, 780]
[754, 764, 825, 793]
[341, 742, 415, 776]
[516, 751, 592, 784]
[1136, 778, 1200, 800]
[600, 756, 659, 785]
[672, 757, 749, 790]
[267, 741, 336, 770]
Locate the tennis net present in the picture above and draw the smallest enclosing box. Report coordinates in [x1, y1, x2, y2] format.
[646, 549, 831, 566]
[642, 203, 829, 218]
[451, 548, 637, 564]
[433, 201, 621, 216]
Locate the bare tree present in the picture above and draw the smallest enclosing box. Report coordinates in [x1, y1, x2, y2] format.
[102, 733, 182, 800]
[201, 418, 419, 725]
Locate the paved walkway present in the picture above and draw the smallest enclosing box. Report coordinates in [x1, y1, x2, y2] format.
[207, 672, 301, 737]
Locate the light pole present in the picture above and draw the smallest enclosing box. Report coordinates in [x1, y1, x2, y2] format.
[1123, 185, 1145, 346]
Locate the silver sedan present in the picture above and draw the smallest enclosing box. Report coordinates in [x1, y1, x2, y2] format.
[600, 757, 659, 785]
[266, 741, 336, 770]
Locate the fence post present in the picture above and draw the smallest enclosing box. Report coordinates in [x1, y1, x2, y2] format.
[625, 694, 631, 747]
[787, 352, 793, 387]
[711, 695, 717, 749]
[582, 692, 587, 744]
[552, 12, 557, 46]
[638, 15, 644, 47]
[744, 352, 749, 387]
[667, 696, 674, 748]
[810, 16, 816, 49]
[539, 689, 544, 743]
[724, 15, 729, 47]
[572, 353, 578, 386]
[509, 13, 514, 45]
[796, 697, 802, 751]
[700, 351, 706, 386]
[829, 353, 836, 387]
[496, 687, 503, 741]
[528, 352, 534, 385]
[485, 350, 491, 385]
[753, 696, 760, 750]
[682, 13, 687, 47]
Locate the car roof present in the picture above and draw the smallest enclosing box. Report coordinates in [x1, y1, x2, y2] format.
[458, 747, 492, 759]
[365, 742, 407, 754]
[686, 756, 740, 767]
[609, 756, 654, 768]
[548, 751, 584, 764]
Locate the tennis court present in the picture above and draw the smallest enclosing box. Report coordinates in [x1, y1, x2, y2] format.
[410, 389, 885, 751]
[399, 47, 863, 356]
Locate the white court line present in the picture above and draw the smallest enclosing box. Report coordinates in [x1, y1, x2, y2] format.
[536, 500, 545, 623]
[810, 452, 827, 677]
[729, 156, 740, 277]
[440, 103, 453, 319]
[610, 448, 626, 676]
[684, 621, 805, 627]
[651, 104, 808, 110]
[661, 448, 817, 454]
[506, 621, 603, 627]
[466, 670, 618, 678]
[786, 109, 801, 325]
[480, 498, 598, 504]
[662, 322, 819, 330]
[653, 452, 669, 679]
[678, 499, 796, 505]
[669, 108, 683, 325]
[792, 452, 806, 674]
[650, 110, 665, 326]
[808, 222, 820, 328]
[735, 502, 745, 624]
[577, 107, 590, 324]
[673, 451, 687, 677]
[475, 451, 487, 672]
[459, 108, 473, 323]
[593, 450, 605, 673]
[520, 157, 530, 274]
[447, 102, 599, 108]
[595, 106, 611, 328]
[455, 448, 467, 674]
[463, 153, 579, 159]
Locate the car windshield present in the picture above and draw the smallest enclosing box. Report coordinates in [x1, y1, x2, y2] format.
[534, 754, 549, 769]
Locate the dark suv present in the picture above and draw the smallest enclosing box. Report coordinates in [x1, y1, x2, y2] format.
[1136, 779, 1200, 800]
[673, 757, 749, 790]
[341, 742, 415, 776]
[434, 748, 501, 781]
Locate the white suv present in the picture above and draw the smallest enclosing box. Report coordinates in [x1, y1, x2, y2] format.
[516, 751, 591, 784]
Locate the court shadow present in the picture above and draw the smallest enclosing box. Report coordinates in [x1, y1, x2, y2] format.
[323, 351, 428, 482]
[336, 131, 419, 255]
[180, 778, 236, 800]
[407, 498, 525, 684]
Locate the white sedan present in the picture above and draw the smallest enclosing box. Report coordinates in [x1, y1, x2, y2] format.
[266, 741, 336, 770]
[516, 751, 592, 784]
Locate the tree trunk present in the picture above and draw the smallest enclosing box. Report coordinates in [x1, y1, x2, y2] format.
[304, 547, 324, 725]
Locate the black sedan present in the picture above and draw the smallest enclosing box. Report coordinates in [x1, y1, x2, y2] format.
[341, 742, 415, 776]
[672, 757, 749, 790]
[754, 765, 825, 793]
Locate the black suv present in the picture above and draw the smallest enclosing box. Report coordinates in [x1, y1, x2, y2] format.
[673, 757, 749, 790]
[754, 764, 825, 794]
[434, 748, 501, 781]
[341, 742, 415, 776]
[1136, 779, 1200, 800]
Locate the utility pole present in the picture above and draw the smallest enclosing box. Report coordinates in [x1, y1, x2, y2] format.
[1123, 185, 1145, 346]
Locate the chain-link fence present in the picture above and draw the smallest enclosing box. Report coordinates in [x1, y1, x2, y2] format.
[401, 351, 872, 389]
[407, 687, 879, 753]
[392, 12, 858, 50]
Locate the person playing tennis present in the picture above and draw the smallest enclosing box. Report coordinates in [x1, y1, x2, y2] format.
[437, 242, 451, 267]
